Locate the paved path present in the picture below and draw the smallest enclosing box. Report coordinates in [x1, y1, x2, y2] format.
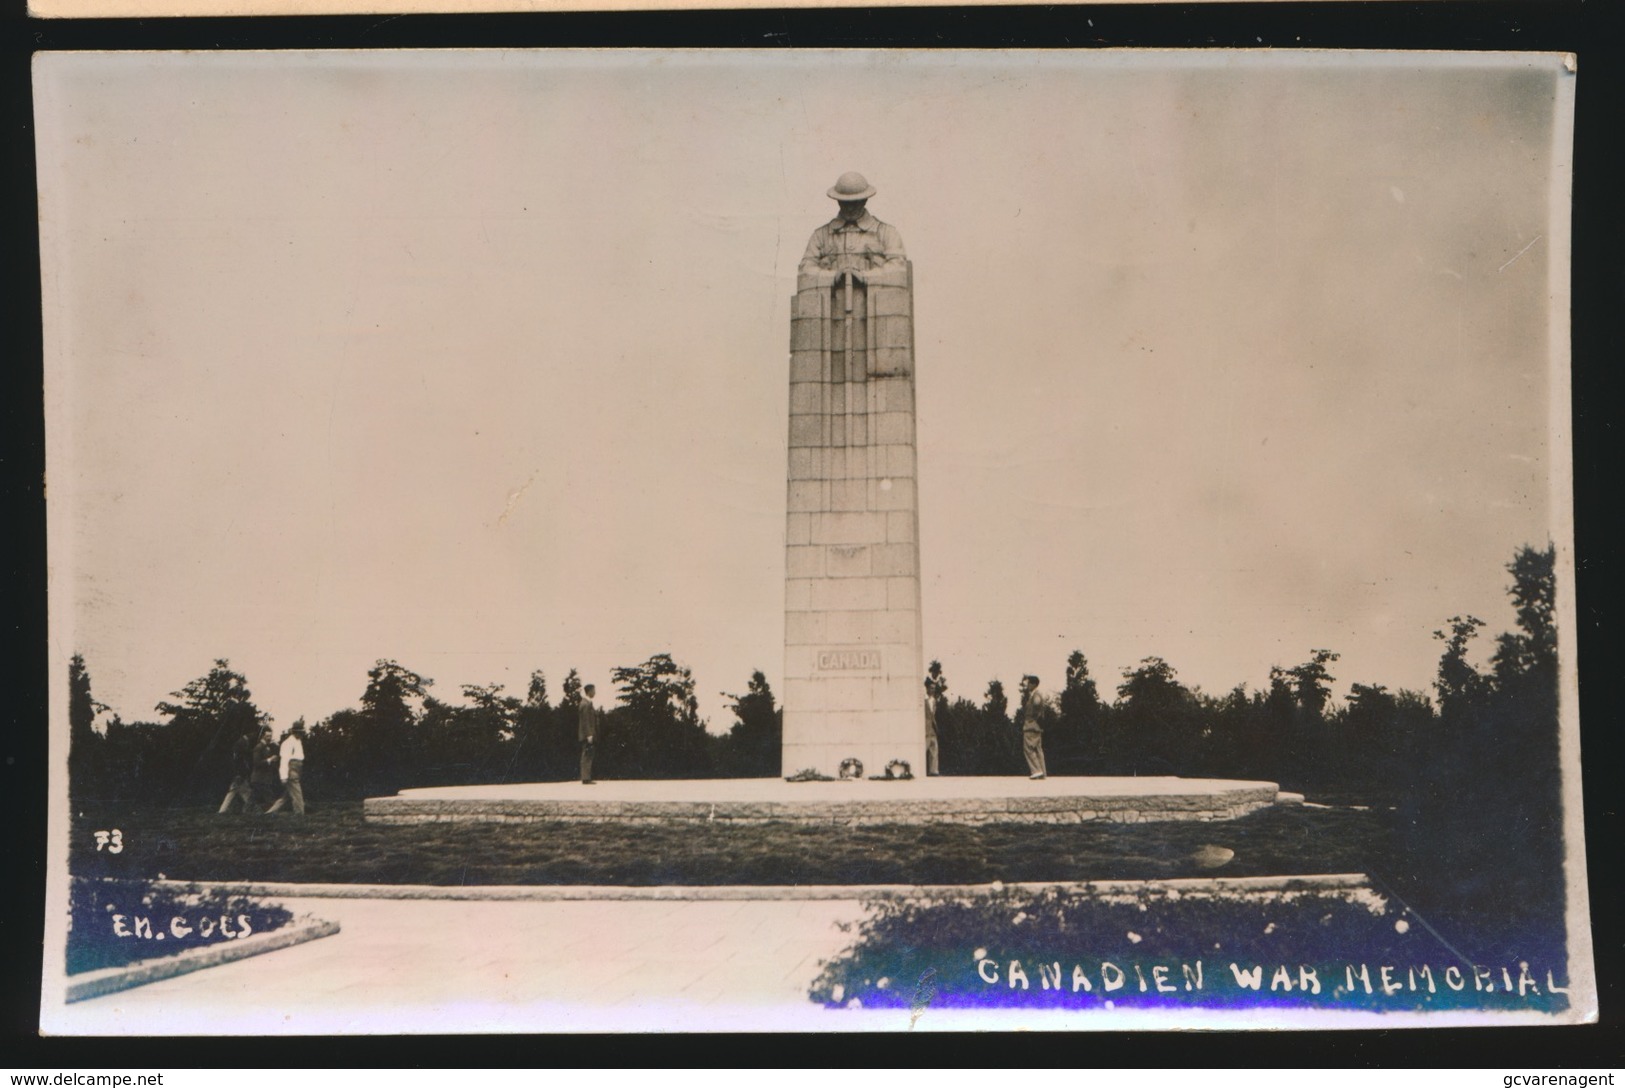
[50, 896, 873, 1034]
[44, 874, 1382, 1034]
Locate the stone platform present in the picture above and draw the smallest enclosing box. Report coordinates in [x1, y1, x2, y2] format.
[363, 776, 1283, 826]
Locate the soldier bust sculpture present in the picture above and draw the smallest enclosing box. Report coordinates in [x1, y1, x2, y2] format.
[798, 171, 908, 282]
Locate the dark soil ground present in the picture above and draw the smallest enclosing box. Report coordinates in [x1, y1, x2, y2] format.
[70, 799, 1392, 887]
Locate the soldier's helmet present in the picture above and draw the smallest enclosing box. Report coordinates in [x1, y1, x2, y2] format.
[827, 172, 877, 201]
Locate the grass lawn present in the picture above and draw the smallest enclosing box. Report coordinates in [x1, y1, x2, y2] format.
[71, 799, 1392, 887]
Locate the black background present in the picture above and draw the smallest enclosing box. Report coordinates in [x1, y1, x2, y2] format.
[3, 0, 1622, 1068]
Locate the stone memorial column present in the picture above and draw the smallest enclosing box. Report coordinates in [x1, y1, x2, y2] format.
[781, 225, 924, 779]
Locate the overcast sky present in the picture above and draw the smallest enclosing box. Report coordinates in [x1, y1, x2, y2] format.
[39, 49, 1570, 733]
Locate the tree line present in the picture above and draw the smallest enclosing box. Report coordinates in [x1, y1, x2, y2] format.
[69, 543, 1558, 813]
[932, 544, 1565, 955]
[70, 652, 782, 804]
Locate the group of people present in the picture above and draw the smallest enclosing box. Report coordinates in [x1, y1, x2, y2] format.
[212, 671, 1049, 796]
[218, 670, 1050, 804]
[218, 721, 307, 816]
[923, 673, 1050, 780]
[575, 672, 1053, 787]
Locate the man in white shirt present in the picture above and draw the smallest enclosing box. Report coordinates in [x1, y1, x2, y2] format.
[266, 720, 307, 815]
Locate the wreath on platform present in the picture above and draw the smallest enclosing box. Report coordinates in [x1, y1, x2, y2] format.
[838, 758, 865, 780]
[869, 759, 914, 781]
[785, 767, 835, 783]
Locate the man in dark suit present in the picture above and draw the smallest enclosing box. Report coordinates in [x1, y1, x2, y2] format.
[579, 683, 601, 785]
[217, 727, 257, 814]
[250, 725, 279, 809]
[1018, 674, 1050, 781]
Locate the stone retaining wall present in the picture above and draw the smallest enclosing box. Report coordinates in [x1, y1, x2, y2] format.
[363, 784, 1278, 826]
[154, 872, 1371, 903]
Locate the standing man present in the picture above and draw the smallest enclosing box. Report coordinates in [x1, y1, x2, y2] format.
[798, 171, 908, 280]
[266, 720, 307, 815]
[923, 678, 942, 777]
[1018, 675, 1049, 781]
[578, 683, 601, 785]
[250, 725, 279, 810]
[217, 727, 257, 815]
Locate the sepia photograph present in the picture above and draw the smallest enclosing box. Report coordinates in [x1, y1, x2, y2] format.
[35, 47, 1593, 1033]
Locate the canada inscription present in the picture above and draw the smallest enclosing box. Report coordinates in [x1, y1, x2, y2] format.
[815, 649, 884, 672]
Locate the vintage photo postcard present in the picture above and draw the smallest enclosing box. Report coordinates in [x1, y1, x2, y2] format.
[37, 48, 1593, 1033]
